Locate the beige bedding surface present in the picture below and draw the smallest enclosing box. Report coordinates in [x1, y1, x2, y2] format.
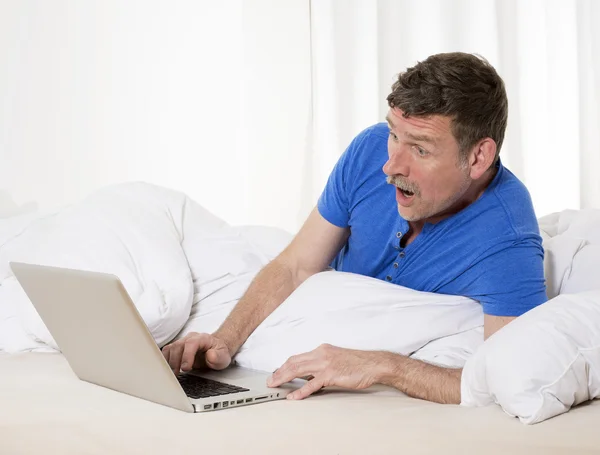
[1, 353, 599, 455]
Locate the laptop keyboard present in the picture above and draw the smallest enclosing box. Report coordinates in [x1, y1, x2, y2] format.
[177, 374, 250, 399]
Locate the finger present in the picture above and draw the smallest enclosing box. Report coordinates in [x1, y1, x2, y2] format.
[205, 348, 229, 370]
[268, 358, 317, 387]
[181, 334, 214, 370]
[167, 342, 185, 374]
[287, 377, 325, 400]
[162, 345, 171, 367]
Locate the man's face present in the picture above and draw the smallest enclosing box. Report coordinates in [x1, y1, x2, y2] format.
[383, 108, 472, 223]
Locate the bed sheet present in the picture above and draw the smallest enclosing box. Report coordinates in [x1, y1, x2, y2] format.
[1, 353, 599, 455]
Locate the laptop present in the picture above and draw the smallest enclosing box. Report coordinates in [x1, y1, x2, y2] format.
[9, 261, 303, 413]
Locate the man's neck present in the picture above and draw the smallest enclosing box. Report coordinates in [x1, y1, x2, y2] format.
[407, 166, 498, 238]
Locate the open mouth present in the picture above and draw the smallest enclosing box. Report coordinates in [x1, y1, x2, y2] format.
[395, 186, 416, 206]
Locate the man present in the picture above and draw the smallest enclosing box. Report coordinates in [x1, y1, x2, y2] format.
[162, 52, 547, 405]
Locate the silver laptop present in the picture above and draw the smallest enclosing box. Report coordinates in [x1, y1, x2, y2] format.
[10, 261, 302, 413]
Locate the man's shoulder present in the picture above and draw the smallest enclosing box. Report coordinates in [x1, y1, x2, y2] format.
[357, 122, 390, 140]
[341, 123, 390, 175]
[347, 123, 389, 152]
[488, 164, 540, 238]
[448, 162, 540, 245]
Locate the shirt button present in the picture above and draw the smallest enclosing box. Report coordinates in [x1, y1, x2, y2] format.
[386, 275, 392, 281]
[399, 252, 406, 258]
[396, 232, 402, 238]
[393, 263, 399, 268]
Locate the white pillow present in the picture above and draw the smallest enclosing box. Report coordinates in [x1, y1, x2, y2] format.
[229, 271, 483, 373]
[461, 289, 600, 424]
[0, 191, 40, 250]
[0, 212, 43, 258]
[540, 208, 600, 299]
[0, 190, 37, 218]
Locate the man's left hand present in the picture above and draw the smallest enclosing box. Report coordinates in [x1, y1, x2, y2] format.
[267, 344, 381, 400]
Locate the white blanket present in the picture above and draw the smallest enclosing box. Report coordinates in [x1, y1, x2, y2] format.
[0, 183, 266, 351]
[0, 183, 483, 370]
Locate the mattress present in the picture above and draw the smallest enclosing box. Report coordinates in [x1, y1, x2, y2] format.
[1, 353, 599, 455]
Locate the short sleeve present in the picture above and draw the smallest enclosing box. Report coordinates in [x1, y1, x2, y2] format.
[468, 239, 548, 317]
[317, 135, 362, 228]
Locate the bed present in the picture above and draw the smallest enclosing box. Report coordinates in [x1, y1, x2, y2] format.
[1, 352, 599, 455]
[2, 184, 600, 454]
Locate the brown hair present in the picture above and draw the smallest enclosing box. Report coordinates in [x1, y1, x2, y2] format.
[386, 52, 508, 166]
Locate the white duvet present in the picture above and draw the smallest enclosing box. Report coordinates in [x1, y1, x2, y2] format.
[0, 182, 484, 371]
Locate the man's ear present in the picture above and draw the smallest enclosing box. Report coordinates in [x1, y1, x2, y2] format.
[468, 138, 496, 180]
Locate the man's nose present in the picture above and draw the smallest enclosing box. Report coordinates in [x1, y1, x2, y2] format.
[383, 147, 410, 177]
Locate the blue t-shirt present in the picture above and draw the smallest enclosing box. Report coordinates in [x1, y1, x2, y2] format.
[317, 123, 547, 317]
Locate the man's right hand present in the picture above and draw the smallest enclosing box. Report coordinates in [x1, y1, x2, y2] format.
[160, 209, 347, 376]
[161, 332, 232, 374]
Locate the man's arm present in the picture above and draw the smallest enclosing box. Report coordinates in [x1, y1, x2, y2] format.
[162, 208, 349, 373]
[484, 314, 515, 339]
[213, 208, 349, 356]
[379, 314, 515, 403]
[268, 315, 515, 404]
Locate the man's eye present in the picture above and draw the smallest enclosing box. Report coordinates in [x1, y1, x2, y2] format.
[389, 132, 398, 142]
[415, 146, 428, 157]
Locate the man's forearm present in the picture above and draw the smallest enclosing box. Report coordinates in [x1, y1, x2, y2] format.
[374, 352, 462, 404]
[213, 258, 298, 356]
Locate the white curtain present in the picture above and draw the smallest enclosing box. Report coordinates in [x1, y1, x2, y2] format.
[0, 0, 312, 234]
[3, 1, 598, 233]
[307, 0, 600, 220]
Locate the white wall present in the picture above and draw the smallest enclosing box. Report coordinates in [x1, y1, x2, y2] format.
[0, 0, 312, 233]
